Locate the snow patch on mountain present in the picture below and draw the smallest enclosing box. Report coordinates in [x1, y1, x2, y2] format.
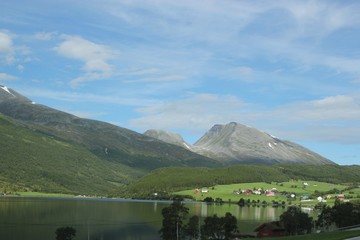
[0, 85, 15, 97]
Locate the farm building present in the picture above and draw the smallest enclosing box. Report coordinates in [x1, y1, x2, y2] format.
[254, 221, 286, 238]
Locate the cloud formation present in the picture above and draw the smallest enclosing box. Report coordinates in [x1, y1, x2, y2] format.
[55, 36, 116, 87]
[129, 93, 360, 144]
[0, 31, 14, 64]
[0, 72, 17, 81]
[129, 93, 250, 132]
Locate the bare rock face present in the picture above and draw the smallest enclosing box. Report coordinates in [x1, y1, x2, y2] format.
[146, 122, 335, 165]
[193, 122, 335, 165]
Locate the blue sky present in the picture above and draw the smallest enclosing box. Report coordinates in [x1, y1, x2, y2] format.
[1, 0, 360, 165]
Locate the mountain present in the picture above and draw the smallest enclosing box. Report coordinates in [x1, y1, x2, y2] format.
[193, 122, 335, 165]
[0, 112, 140, 195]
[0, 85, 336, 195]
[0, 85, 221, 194]
[146, 122, 335, 165]
[144, 129, 193, 150]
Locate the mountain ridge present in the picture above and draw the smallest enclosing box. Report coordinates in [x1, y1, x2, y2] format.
[145, 122, 335, 165]
[0, 85, 337, 195]
[0, 85, 224, 195]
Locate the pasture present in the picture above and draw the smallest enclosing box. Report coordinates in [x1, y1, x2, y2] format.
[175, 180, 358, 205]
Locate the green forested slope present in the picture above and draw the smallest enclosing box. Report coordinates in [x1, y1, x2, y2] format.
[0, 113, 143, 195]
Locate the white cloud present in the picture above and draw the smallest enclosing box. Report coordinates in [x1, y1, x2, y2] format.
[283, 1, 356, 37]
[17, 64, 24, 72]
[69, 72, 111, 88]
[258, 95, 360, 144]
[352, 78, 360, 84]
[0, 32, 12, 52]
[22, 87, 160, 107]
[229, 66, 254, 81]
[55, 35, 116, 87]
[0, 31, 15, 64]
[129, 93, 250, 132]
[33, 31, 57, 41]
[129, 93, 360, 144]
[125, 75, 186, 83]
[0, 73, 17, 81]
[275, 95, 360, 122]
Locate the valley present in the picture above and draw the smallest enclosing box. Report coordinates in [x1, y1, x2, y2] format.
[0, 86, 359, 198]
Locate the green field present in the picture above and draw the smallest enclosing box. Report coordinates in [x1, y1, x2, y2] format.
[175, 180, 359, 205]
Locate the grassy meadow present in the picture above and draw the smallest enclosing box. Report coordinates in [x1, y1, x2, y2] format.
[175, 180, 359, 205]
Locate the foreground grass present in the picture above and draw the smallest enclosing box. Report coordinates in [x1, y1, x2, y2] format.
[266, 230, 360, 240]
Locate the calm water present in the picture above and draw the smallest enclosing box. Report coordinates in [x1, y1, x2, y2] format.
[0, 197, 288, 240]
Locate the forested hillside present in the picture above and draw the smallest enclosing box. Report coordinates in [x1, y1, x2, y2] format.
[0, 113, 142, 195]
[125, 164, 360, 198]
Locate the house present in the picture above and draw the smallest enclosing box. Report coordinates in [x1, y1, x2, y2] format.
[338, 194, 345, 199]
[242, 189, 252, 195]
[301, 194, 309, 200]
[201, 188, 209, 193]
[254, 221, 286, 238]
[265, 190, 275, 197]
[253, 190, 262, 195]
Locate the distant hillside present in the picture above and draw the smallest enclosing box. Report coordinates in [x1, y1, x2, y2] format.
[126, 164, 360, 197]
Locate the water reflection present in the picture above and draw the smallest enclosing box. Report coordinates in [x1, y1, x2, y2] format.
[0, 197, 287, 240]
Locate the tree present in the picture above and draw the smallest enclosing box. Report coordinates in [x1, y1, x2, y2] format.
[184, 215, 200, 240]
[332, 202, 360, 228]
[280, 206, 313, 235]
[201, 213, 238, 240]
[316, 206, 334, 230]
[223, 212, 238, 239]
[238, 198, 245, 206]
[55, 226, 76, 240]
[201, 214, 224, 239]
[159, 200, 189, 240]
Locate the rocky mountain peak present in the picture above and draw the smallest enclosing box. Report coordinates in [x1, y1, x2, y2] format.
[194, 122, 335, 165]
[0, 85, 16, 100]
[0, 85, 31, 103]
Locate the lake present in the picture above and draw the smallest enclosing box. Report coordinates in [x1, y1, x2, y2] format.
[0, 197, 289, 240]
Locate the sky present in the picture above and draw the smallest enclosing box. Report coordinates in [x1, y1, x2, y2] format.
[0, 0, 360, 165]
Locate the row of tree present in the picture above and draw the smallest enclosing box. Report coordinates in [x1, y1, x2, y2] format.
[316, 199, 360, 230]
[159, 199, 360, 239]
[159, 201, 238, 240]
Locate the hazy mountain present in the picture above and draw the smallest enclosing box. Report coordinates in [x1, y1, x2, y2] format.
[144, 129, 193, 150]
[193, 122, 335, 165]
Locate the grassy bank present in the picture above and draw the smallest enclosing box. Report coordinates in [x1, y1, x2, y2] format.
[266, 230, 360, 240]
[0, 191, 77, 198]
